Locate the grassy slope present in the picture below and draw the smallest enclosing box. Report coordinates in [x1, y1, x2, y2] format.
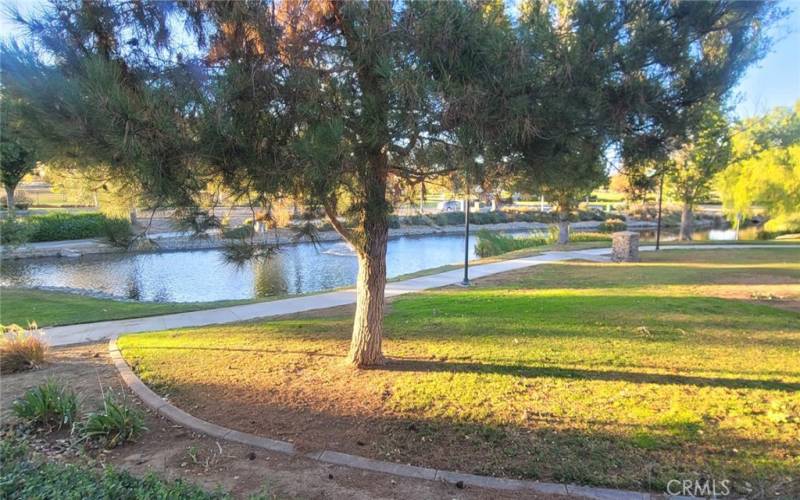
[0, 288, 257, 327]
[118, 248, 800, 493]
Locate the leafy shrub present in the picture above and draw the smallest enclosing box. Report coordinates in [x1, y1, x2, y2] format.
[102, 217, 134, 247]
[0, 437, 230, 499]
[0, 324, 48, 374]
[12, 380, 79, 430]
[433, 211, 464, 226]
[3, 213, 132, 242]
[401, 214, 435, 226]
[79, 394, 146, 448]
[598, 218, 627, 232]
[577, 209, 607, 222]
[221, 223, 255, 240]
[0, 218, 35, 246]
[474, 230, 548, 257]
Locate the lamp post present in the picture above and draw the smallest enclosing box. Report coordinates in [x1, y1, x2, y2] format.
[462, 169, 470, 286]
[655, 173, 664, 251]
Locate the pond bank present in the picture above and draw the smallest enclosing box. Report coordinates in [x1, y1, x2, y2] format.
[0, 218, 699, 260]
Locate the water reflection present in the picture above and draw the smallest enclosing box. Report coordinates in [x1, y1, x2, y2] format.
[1, 233, 485, 303]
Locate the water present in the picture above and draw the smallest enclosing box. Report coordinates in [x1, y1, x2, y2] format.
[1, 233, 485, 302]
[0, 225, 741, 303]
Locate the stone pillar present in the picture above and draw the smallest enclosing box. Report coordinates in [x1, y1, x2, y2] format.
[612, 231, 640, 262]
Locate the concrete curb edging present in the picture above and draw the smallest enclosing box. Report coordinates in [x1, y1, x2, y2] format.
[110, 338, 682, 500]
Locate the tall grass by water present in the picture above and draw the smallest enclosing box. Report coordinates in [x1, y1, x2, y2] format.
[475, 229, 611, 257]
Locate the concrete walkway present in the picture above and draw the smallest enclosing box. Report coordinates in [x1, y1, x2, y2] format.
[42, 244, 797, 346]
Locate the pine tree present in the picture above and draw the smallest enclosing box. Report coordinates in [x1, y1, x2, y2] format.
[2, 0, 513, 367]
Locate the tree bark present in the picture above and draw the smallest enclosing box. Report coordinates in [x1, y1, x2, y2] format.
[557, 211, 570, 244]
[679, 202, 693, 241]
[348, 226, 388, 366]
[5, 185, 16, 218]
[324, 158, 390, 368]
[347, 169, 390, 367]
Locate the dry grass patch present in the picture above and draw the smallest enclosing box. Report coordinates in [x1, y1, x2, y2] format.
[1, 324, 48, 375]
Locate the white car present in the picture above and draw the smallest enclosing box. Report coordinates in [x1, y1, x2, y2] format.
[437, 200, 462, 212]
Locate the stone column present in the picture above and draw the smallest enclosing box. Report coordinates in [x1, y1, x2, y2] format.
[612, 231, 640, 262]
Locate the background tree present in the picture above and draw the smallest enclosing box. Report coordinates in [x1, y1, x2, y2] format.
[667, 102, 731, 240]
[612, 1, 783, 215]
[716, 101, 800, 234]
[2, 0, 510, 367]
[0, 97, 37, 217]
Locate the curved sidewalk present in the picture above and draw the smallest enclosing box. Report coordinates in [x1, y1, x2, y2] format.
[43, 244, 797, 347]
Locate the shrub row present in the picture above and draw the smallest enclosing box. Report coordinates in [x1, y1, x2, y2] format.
[313, 209, 609, 232]
[0, 213, 131, 244]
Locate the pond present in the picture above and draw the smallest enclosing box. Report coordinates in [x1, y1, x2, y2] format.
[1, 233, 486, 302]
[1, 225, 740, 303]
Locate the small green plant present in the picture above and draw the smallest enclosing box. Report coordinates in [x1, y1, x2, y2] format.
[1, 435, 231, 498]
[79, 393, 146, 448]
[0, 324, 48, 374]
[12, 380, 79, 430]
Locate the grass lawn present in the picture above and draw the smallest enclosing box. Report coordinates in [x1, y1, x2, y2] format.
[117, 248, 800, 494]
[0, 288, 257, 327]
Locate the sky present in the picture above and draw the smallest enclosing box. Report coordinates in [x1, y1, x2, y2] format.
[1, 0, 798, 119]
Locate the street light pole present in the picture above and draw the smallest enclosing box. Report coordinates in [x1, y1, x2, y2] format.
[655, 173, 664, 251]
[462, 169, 470, 286]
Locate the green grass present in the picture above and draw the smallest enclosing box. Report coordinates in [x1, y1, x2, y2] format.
[0, 288, 257, 328]
[118, 248, 800, 494]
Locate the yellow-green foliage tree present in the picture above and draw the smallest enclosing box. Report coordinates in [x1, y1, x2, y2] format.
[716, 102, 800, 234]
[667, 102, 731, 240]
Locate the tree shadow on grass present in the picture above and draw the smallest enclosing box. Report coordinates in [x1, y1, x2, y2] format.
[376, 358, 800, 392]
[122, 343, 799, 392]
[146, 376, 799, 495]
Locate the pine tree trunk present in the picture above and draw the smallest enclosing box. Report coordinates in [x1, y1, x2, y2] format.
[557, 212, 570, 244]
[5, 185, 16, 218]
[344, 153, 390, 368]
[679, 203, 693, 241]
[348, 226, 388, 366]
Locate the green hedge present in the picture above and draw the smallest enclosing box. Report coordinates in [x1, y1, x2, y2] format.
[1, 213, 131, 244]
